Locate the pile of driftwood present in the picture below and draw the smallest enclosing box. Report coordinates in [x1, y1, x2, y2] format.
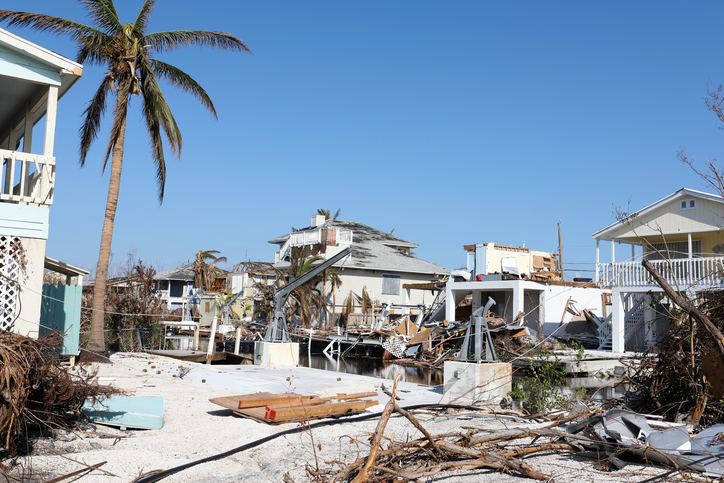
[308, 373, 590, 482]
[0, 331, 115, 456]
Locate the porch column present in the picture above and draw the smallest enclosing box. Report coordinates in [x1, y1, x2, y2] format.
[445, 279, 455, 322]
[595, 240, 600, 284]
[631, 243, 635, 261]
[511, 284, 524, 325]
[688, 233, 693, 259]
[611, 288, 625, 353]
[43, 85, 58, 157]
[611, 240, 616, 264]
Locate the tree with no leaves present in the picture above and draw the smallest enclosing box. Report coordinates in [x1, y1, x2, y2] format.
[0, 1, 251, 354]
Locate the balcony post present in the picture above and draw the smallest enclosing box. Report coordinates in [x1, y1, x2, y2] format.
[688, 233, 693, 259]
[611, 288, 625, 353]
[43, 86, 58, 157]
[595, 240, 600, 284]
[23, 101, 33, 153]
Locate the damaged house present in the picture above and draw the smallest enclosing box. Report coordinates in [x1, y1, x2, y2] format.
[0, 29, 83, 338]
[593, 187, 724, 352]
[443, 242, 610, 343]
[269, 214, 448, 327]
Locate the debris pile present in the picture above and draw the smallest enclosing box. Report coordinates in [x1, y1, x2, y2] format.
[0, 331, 116, 455]
[624, 288, 724, 426]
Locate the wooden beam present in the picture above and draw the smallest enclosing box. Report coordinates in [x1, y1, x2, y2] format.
[265, 399, 377, 422]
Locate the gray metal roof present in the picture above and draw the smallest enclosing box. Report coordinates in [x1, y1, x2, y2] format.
[271, 219, 448, 276]
[153, 262, 195, 282]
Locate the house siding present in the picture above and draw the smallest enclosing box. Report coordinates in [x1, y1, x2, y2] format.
[611, 198, 724, 240]
[325, 268, 441, 311]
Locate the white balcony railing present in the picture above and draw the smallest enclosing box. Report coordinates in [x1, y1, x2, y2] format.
[0, 149, 55, 205]
[597, 257, 724, 289]
[275, 228, 353, 262]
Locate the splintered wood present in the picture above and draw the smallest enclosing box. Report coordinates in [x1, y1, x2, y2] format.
[209, 391, 378, 424]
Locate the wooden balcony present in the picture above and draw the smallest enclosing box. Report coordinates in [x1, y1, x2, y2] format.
[597, 257, 724, 289]
[0, 149, 55, 206]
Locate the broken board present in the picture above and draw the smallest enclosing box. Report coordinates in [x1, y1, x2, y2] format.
[209, 392, 378, 425]
[82, 396, 164, 429]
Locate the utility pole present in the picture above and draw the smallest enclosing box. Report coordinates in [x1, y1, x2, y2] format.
[558, 220, 563, 280]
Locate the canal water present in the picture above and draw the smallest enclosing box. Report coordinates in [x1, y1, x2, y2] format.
[297, 354, 627, 402]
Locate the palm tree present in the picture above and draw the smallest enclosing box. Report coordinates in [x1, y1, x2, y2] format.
[193, 250, 227, 290]
[317, 208, 341, 220]
[0, 1, 251, 354]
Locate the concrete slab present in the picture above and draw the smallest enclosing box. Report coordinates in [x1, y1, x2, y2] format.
[254, 341, 299, 367]
[443, 361, 512, 403]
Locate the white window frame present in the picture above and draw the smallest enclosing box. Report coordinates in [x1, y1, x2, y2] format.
[680, 199, 697, 210]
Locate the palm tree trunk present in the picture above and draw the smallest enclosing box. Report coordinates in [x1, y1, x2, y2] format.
[87, 100, 128, 354]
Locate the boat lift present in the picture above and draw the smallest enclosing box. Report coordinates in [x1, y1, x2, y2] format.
[265, 245, 353, 342]
[456, 296, 498, 363]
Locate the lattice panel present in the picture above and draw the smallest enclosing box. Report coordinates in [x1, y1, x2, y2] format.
[382, 335, 406, 358]
[624, 293, 645, 341]
[0, 236, 23, 331]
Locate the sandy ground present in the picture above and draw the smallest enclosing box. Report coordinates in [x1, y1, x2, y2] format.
[3, 352, 671, 483]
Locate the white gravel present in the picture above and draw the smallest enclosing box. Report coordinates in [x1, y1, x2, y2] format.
[3, 352, 671, 482]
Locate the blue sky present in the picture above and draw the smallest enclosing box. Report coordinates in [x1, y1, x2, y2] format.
[3, 1, 724, 277]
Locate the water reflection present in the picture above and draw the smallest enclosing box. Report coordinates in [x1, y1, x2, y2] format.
[299, 354, 444, 387]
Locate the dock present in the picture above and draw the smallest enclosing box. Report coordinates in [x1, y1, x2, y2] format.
[144, 349, 252, 364]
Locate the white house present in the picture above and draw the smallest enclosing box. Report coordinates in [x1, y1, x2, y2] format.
[269, 214, 449, 324]
[445, 242, 608, 341]
[0, 29, 82, 336]
[592, 188, 724, 352]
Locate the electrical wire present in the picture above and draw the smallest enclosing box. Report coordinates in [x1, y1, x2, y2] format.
[133, 403, 489, 483]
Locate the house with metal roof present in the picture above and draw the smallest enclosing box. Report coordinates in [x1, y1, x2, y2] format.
[0, 28, 82, 337]
[592, 187, 724, 352]
[269, 214, 448, 325]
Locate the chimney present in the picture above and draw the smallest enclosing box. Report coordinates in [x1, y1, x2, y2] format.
[311, 214, 326, 227]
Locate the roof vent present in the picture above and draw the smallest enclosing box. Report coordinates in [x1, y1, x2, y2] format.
[311, 214, 326, 227]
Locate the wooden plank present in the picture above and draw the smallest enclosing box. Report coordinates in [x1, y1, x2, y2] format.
[209, 392, 305, 410]
[265, 400, 377, 422]
[144, 349, 226, 363]
[210, 391, 379, 410]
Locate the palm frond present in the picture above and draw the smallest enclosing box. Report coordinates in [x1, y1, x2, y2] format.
[0, 10, 101, 43]
[76, 31, 117, 65]
[138, 68, 168, 202]
[101, 77, 132, 174]
[79, 74, 114, 166]
[78, 0, 121, 35]
[149, 59, 216, 118]
[144, 30, 252, 54]
[133, 0, 156, 35]
[140, 61, 182, 155]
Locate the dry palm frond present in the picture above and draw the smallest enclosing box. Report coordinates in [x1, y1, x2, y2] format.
[0, 331, 117, 456]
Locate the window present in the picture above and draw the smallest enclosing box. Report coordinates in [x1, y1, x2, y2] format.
[381, 274, 401, 295]
[680, 199, 697, 210]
